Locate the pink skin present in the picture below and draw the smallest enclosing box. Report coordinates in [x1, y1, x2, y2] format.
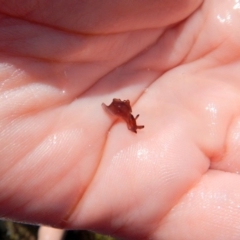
[1, 0, 240, 239]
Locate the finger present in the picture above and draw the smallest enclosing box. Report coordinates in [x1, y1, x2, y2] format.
[38, 226, 65, 240]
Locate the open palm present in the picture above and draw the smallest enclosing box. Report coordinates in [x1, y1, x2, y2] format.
[1, 0, 240, 239]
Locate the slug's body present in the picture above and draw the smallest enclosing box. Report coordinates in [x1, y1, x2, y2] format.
[102, 98, 144, 133]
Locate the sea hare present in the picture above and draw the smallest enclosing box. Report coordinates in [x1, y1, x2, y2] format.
[102, 98, 144, 133]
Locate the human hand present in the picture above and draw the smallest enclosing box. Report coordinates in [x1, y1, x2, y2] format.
[1, 0, 240, 239]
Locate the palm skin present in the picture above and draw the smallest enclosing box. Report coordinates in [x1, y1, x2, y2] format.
[1, 0, 240, 239]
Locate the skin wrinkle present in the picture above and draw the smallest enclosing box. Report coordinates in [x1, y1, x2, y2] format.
[211, 115, 240, 171]
[156, 170, 240, 239]
[0, 12, 85, 36]
[77, 32, 163, 99]
[183, 5, 223, 62]
[206, 101, 231, 161]
[59, 108, 112, 227]
[59, 146, 104, 228]
[151, 167, 209, 239]
[0, 83, 68, 118]
[1, 10, 173, 37]
[209, 115, 230, 163]
[209, 84, 240, 161]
